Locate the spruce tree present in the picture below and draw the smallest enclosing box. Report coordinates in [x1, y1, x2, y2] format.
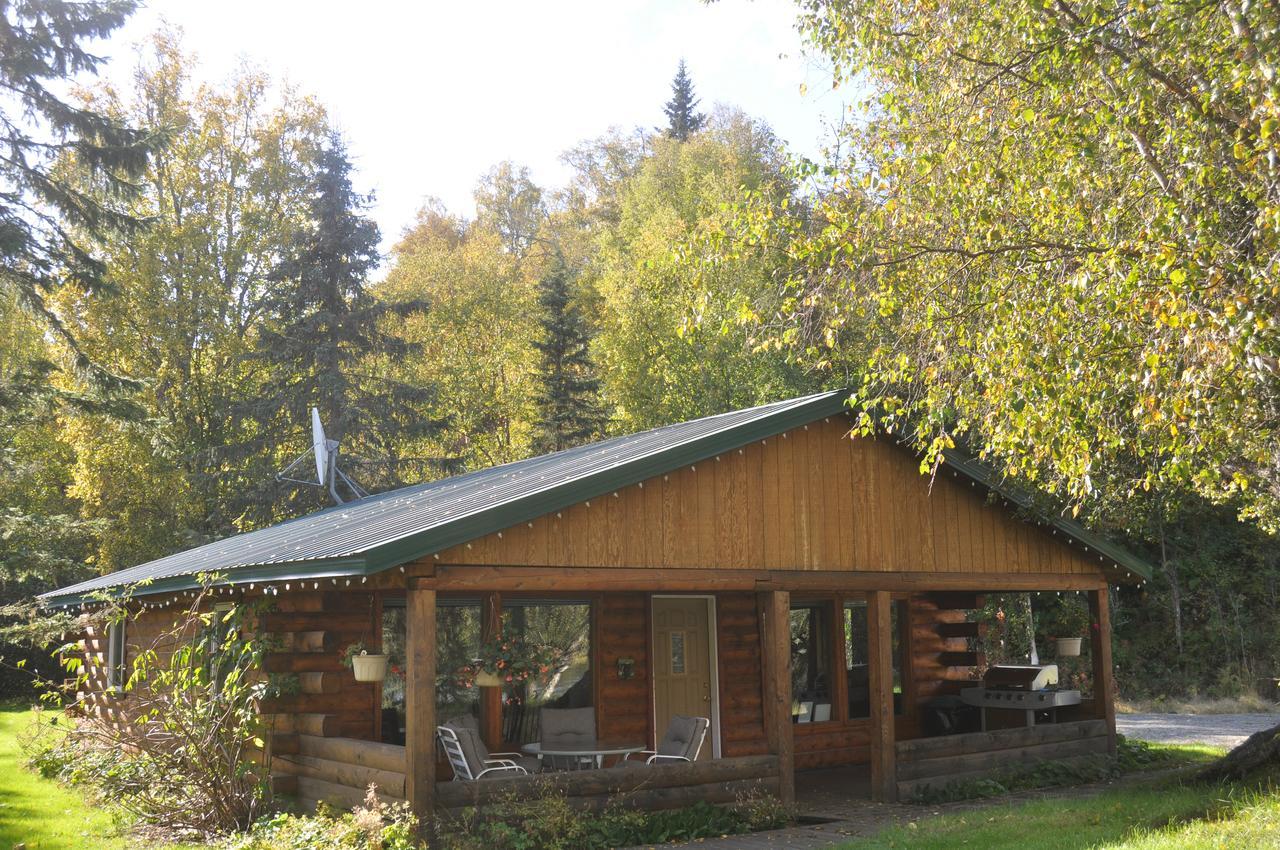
[662, 60, 707, 142]
[1, 0, 160, 387]
[243, 134, 448, 518]
[531, 258, 605, 454]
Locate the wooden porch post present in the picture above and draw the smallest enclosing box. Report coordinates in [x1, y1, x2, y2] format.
[868, 590, 898, 802]
[759, 590, 794, 808]
[481, 592, 503, 749]
[1088, 586, 1117, 756]
[406, 581, 437, 827]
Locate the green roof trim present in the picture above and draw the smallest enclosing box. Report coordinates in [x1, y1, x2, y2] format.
[40, 391, 1151, 607]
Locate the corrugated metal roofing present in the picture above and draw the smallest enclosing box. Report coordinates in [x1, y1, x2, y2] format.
[40, 390, 1153, 606]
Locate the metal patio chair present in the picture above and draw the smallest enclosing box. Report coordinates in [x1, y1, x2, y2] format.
[626, 715, 710, 765]
[437, 724, 540, 780]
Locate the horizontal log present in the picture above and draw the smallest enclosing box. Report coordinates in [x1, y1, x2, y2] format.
[896, 719, 1107, 760]
[298, 672, 341, 694]
[271, 773, 298, 795]
[297, 734, 406, 774]
[427, 566, 1108, 593]
[261, 691, 372, 714]
[897, 734, 1109, 781]
[275, 754, 405, 798]
[262, 713, 340, 737]
[263, 653, 346, 673]
[439, 775, 781, 818]
[434, 754, 779, 809]
[898, 751, 1108, 800]
[261, 612, 371, 633]
[294, 775, 404, 811]
[270, 733, 300, 755]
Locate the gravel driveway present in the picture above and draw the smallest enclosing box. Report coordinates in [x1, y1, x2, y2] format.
[1117, 713, 1278, 748]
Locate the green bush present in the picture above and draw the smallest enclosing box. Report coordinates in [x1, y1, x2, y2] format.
[226, 788, 422, 850]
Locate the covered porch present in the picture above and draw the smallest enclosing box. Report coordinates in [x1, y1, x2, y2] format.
[264, 567, 1118, 820]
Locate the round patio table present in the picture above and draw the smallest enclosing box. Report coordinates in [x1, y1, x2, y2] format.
[520, 740, 646, 769]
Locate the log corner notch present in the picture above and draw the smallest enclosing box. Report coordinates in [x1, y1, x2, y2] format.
[868, 589, 898, 802]
[758, 589, 795, 808]
[405, 581, 437, 829]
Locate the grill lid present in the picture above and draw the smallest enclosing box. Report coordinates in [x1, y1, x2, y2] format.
[983, 664, 1059, 690]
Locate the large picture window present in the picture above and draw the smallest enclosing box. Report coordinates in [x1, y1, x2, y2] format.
[501, 599, 592, 745]
[379, 597, 482, 745]
[790, 602, 834, 723]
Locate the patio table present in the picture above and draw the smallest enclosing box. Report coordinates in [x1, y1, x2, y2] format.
[520, 740, 646, 769]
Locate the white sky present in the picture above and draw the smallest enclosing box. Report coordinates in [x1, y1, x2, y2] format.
[94, 0, 845, 249]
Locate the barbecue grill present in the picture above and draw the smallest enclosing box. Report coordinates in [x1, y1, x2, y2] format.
[960, 664, 1081, 730]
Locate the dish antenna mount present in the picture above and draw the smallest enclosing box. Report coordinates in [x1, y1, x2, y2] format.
[276, 407, 370, 504]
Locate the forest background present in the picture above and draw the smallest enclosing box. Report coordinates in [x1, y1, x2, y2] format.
[3, 0, 1278, 704]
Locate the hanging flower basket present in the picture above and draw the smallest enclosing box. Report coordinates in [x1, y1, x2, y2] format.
[1055, 637, 1083, 657]
[342, 642, 389, 682]
[455, 635, 557, 690]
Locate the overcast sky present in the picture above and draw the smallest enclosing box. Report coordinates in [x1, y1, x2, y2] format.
[92, 0, 845, 250]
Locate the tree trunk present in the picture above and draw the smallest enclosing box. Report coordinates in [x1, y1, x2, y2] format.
[1197, 722, 1280, 782]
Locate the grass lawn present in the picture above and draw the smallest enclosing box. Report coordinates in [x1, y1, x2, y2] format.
[0, 704, 198, 850]
[839, 757, 1280, 850]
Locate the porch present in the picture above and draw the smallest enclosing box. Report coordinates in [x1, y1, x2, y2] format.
[263, 574, 1118, 819]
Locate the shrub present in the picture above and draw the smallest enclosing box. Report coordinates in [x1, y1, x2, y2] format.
[226, 786, 423, 850]
[34, 581, 285, 835]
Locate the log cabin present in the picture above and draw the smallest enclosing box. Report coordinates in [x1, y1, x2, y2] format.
[41, 391, 1152, 817]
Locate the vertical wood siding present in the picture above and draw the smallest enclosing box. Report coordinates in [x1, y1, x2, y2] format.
[433, 418, 1104, 577]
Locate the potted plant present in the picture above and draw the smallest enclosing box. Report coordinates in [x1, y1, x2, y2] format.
[454, 634, 556, 690]
[1044, 597, 1091, 657]
[342, 641, 389, 682]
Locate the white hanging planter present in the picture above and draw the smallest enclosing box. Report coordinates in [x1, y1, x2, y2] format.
[1056, 637, 1083, 657]
[474, 670, 503, 688]
[351, 652, 389, 682]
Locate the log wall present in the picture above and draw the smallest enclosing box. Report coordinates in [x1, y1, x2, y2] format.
[894, 719, 1110, 800]
[273, 734, 407, 811]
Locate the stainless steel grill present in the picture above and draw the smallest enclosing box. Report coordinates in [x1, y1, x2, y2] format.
[960, 664, 1081, 730]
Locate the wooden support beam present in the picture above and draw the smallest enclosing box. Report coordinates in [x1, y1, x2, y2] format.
[405, 583, 437, 827]
[758, 590, 794, 808]
[481, 592, 503, 750]
[426, 565, 1109, 593]
[868, 590, 897, 802]
[1088, 588, 1117, 756]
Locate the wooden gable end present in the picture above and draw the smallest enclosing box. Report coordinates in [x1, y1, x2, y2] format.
[433, 416, 1103, 577]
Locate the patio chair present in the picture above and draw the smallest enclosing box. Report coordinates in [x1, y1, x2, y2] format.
[539, 706, 596, 770]
[437, 724, 540, 781]
[626, 715, 710, 765]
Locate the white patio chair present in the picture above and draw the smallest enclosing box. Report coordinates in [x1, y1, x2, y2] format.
[625, 715, 710, 765]
[437, 724, 539, 780]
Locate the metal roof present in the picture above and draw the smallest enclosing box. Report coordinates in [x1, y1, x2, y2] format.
[40, 390, 1152, 606]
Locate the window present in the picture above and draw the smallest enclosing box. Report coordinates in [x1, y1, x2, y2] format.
[378, 597, 482, 745]
[106, 619, 126, 693]
[502, 599, 592, 745]
[790, 603, 833, 723]
[843, 599, 907, 718]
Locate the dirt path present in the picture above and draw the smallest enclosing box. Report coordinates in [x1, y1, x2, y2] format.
[1117, 712, 1279, 748]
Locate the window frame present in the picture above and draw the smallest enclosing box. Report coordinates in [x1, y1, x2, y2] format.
[789, 598, 840, 727]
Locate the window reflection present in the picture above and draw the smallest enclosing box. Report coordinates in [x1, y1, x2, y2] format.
[843, 599, 906, 719]
[790, 603, 833, 723]
[501, 599, 592, 745]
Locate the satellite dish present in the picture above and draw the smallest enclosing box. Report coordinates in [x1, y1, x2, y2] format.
[312, 407, 329, 485]
[275, 406, 369, 505]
